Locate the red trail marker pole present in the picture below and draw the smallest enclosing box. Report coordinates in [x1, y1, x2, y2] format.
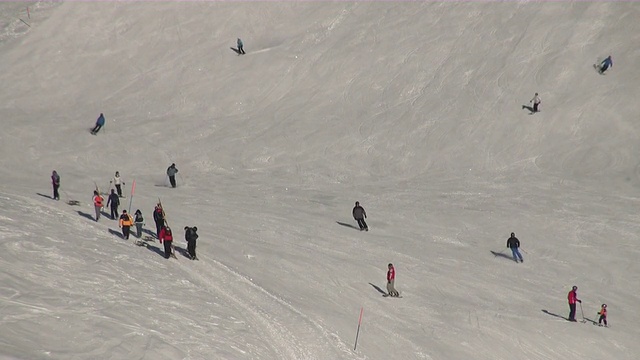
[354, 307, 364, 351]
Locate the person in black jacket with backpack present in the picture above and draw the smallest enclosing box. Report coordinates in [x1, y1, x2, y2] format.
[507, 232, 524, 263]
[184, 226, 199, 260]
[106, 189, 120, 219]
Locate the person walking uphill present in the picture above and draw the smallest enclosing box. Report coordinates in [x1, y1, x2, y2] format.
[134, 209, 144, 238]
[153, 203, 165, 238]
[110, 171, 125, 197]
[352, 201, 368, 231]
[567, 285, 582, 322]
[598, 55, 613, 74]
[159, 225, 174, 259]
[51, 170, 60, 200]
[92, 190, 104, 221]
[91, 113, 105, 135]
[106, 189, 120, 220]
[166, 163, 179, 188]
[237, 38, 245, 54]
[184, 226, 199, 260]
[386, 263, 399, 297]
[507, 232, 524, 263]
[119, 210, 133, 239]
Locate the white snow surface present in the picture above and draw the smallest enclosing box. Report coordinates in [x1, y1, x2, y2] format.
[1, 2, 640, 359]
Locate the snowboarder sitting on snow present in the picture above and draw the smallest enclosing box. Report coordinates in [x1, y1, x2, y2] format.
[506, 232, 524, 263]
[159, 225, 174, 259]
[91, 113, 105, 135]
[106, 189, 120, 220]
[352, 201, 368, 231]
[597, 304, 608, 327]
[567, 285, 582, 322]
[386, 263, 399, 297]
[119, 210, 133, 240]
[598, 56, 613, 74]
[166, 163, 179, 188]
[184, 226, 199, 260]
[237, 38, 245, 54]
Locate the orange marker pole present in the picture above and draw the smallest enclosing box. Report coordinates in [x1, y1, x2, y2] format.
[354, 307, 364, 351]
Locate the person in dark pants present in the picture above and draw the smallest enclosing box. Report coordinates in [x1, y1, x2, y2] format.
[597, 304, 608, 327]
[91, 113, 105, 134]
[153, 203, 165, 238]
[567, 285, 581, 322]
[106, 189, 120, 219]
[237, 38, 245, 54]
[166, 163, 179, 188]
[598, 55, 613, 74]
[352, 201, 368, 231]
[134, 209, 144, 238]
[159, 225, 174, 259]
[506, 232, 524, 263]
[184, 226, 199, 260]
[51, 170, 60, 200]
[119, 210, 133, 239]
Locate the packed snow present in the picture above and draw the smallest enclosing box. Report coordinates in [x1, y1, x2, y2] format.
[1, 2, 640, 359]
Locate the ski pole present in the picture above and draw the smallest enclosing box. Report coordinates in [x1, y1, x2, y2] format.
[579, 302, 585, 323]
[354, 307, 363, 351]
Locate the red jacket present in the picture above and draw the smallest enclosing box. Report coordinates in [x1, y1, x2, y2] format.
[159, 227, 173, 242]
[567, 290, 579, 304]
[387, 266, 395, 281]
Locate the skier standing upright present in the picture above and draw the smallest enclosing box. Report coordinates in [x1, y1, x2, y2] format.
[597, 304, 608, 327]
[153, 203, 165, 238]
[51, 170, 60, 200]
[134, 209, 144, 238]
[184, 226, 199, 260]
[166, 163, 179, 188]
[567, 285, 582, 322]
[110, 171, 125, 197]
[159, 225, 174, 259]
[386, 263, 399, 297]
[506, 232, 524, 263]
[598, 55, 613, 74]
[529, 93, 541, 113]
[92, 190, 104, 221]
[352, 201, 368, 231]
[119, 210, 133, 239]
[106, 189, 120, 220]
[91, 113, 105, 135]
[237, 38, 245, 54]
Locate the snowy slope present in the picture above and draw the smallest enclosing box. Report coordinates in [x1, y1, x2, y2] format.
[1, 2, 640, 359]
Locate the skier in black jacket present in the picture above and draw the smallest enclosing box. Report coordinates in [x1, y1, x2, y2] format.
[106, 189, 120, 219]
[352, 201, 368, 231]
[507, 232, 524, 263]
[184, 226, 199, 260]
[153, 203, 165, 239]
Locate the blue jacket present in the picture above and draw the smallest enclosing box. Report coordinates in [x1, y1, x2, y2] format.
[601, 56, 612, 68]
[96, 114, 105, 125]
[237, 39, 243, 47]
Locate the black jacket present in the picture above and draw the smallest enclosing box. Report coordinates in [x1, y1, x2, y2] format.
[153, 208, 164, 224]
[352, 206, 367, 220]
[185, 227, 199, 242]
[107, 193, 120, 207]
[507, 236, 520, 249]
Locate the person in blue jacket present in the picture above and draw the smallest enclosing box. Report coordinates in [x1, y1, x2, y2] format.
[237, 38, 245, 55]
[598, 56, 613, 74]
[91, 113, 105, 134]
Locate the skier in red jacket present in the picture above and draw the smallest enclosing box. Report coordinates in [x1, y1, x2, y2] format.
[159, 226, 174, 259]
[386, 263, 399, 297]
[567, 286, 582, 322]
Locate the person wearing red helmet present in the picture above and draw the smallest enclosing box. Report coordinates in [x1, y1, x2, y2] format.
[567, 286, 582, 322]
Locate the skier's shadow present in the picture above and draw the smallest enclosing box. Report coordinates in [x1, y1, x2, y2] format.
[336, 221, 359, 230]
[108, 228, 123, 239]
[521, 105, 536, 114]
[36, 192, 52, 199]
[230, 47, 241, 54]
[77, 211, 95, 221]
[369, 283, 387, 295]
[490, 250, 514, 261]
[175, 246, 191, 259]
[143, 243, 166, 257]
[541, 309, 570, 321]
[583, 316, 598, 325]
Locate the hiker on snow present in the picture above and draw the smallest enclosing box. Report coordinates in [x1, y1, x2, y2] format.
[51, 170, 60, 200]
[119, 210, 133, 240]
[92, 190, 104, 221]
[184, 226, 199, 260]
[91, 113, 105, 135]
[507, 232, 524, 263]
[110, 171, 125, 197]
[134, 209, 144, 238]
[166, 163, 179, 188]
[597, 304, 608, 327]
[237, 38, 245, 54]
[529, 93, 541, 113]
[352, 201, 368, 231]
[153, 203, 165, 238]
[599, 56, 613, 74]
[567, 285, 582, 322]
[106, 189, 120, 220]
[386, 263, 399, 297]
[159, 225, 174, 259]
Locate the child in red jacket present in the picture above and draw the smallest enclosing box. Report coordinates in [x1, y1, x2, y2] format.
[597, 304, 608, 327]
[159, 226, 174, 259]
